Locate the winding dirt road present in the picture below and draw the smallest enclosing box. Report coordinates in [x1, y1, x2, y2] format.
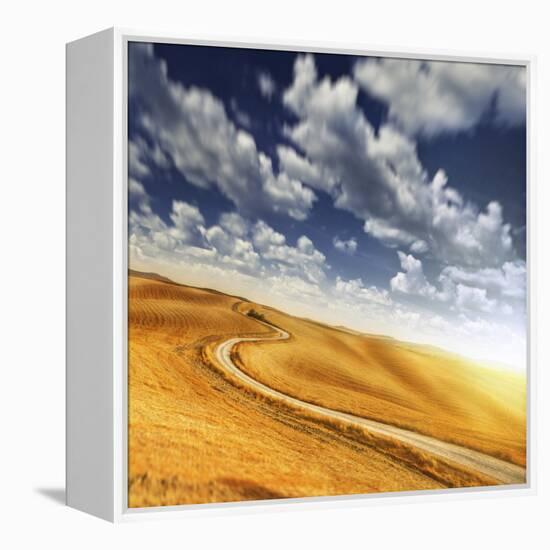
[214, 313, 526, 485]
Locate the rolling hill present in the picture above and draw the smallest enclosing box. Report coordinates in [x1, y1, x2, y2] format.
[128, 271, 526, 507]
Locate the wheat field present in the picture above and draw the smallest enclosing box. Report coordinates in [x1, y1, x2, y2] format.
[237, 306, 526, 466]
[128, 272, 526, 507]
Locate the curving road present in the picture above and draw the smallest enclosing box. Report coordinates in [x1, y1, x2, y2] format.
[214, 313, 526, 485]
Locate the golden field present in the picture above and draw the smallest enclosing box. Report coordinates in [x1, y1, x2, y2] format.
[128, 272, 526, 507]
[238, 307, 526, 467]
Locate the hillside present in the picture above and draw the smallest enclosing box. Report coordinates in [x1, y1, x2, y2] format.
[128, 272, 525, 507]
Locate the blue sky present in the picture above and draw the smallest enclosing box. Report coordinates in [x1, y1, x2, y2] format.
[128, 42, 527, 370]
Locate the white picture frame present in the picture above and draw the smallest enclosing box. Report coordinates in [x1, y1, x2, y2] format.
[66, 27, 536, 522]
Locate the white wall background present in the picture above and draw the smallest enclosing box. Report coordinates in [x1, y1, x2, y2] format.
[0, 1, 548, 547]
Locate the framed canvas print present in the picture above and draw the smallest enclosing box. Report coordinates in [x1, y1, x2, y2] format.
[66, 28, 533, 521]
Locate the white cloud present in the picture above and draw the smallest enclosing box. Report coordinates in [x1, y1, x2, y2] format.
[258, 153, 315, 221]
[129, 187, 328, 288]
[390, 251, 437, 298]
[335, 276, 392, 306]
[251, 220, 286, 249]
[364, 217, 417, 248]
[170, 201, 205, 240]
[455, 284, 496, 313]
[436, 260, 526, 317]
[130, 193, 205, 257]
[354, 58, 526, 136]
[276, 145, 332, 193]
[257, 71, 277, 100]
[410, 240, 429, 254]
[392, 307, 421, 327]
[430, 174, 514, 267]
[297, 235, 315, 254]
[203, 225, 260, 270]
[269, 274, 325, 302]
[283, 54, 318, 113]
[128, 178, 147, 199]
[129, 139, 150, 178]
[252, 221, 327, 284]
[366, 166, 515, 268]
[387, 248, 525, 319]
[440, 260, 526, 300]
[333, 236, 358, 255]
[219, 212, 249, 237]
[129, 182, 165, 235]
[170, 201, 204, 230]
[129, 43, 315, 221]
[282, 55, 517, 269]
[129, 136, 169, 179]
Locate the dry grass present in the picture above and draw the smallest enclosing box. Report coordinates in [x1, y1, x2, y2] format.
[128, 274, 517, 508]
[238, 306, 527, 466]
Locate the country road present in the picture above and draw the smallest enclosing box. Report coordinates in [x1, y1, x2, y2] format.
[214, 313, 526, 486]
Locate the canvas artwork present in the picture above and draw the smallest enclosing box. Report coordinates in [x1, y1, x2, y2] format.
[127, 42, 527, 508]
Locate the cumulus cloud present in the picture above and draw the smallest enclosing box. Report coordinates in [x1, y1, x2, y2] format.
[335, 276, 392, 306]
[364, 218, 417, 248]
[333, 236, 358, 255]
[282, 54, 516, 268]
[439, 260, 526, 300]
[454, 284, 496, 313]
[129, 181, 328, 288]
[283, 54, 318, 113]
[390, 251, 437, 298]
[363, 168, 515, 268]
[391, 307, 421, 327]
[128, 177, 147, 200]
[251, 219, 286, 249]
[258, 153, 316, 220]
[129, 136, 170, 180]
[276, 145, 332, 193]
[428, 173, 514, 267]
[252, 221, 327, 284]
[129, 139, 151, 178]
[257, 71, 277, 100]
[354, 58, 526, 136]
[203, 224, 260, 270]
[269, 274, 325, 302]
[219, 212, 248, 237]
[129, 43, 315, 221]
[410, 240, 429, 254]
[130, 189, 206, 258]
[388, 249, 525, 318]
[436, 260, 526, 316]
[170, 200, 205, 241]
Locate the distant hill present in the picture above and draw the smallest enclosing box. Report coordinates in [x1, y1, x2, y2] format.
[128, 269, 176, 285]
[128, 268, 250, 303]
